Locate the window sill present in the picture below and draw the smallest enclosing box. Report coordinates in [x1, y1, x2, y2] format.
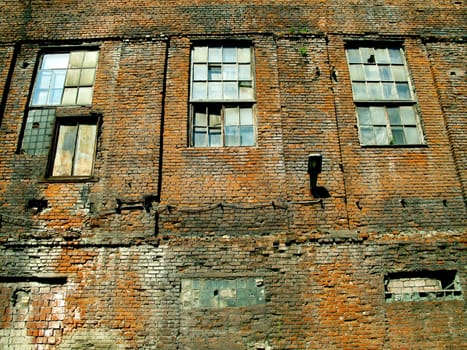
[360, 143, 428, 148]
[40, 176, 99, 183]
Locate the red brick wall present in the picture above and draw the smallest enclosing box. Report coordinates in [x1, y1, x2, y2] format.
[0, 1, 465, 349]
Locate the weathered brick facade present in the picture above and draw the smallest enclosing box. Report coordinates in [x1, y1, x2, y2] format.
[0, 1, 465, 349]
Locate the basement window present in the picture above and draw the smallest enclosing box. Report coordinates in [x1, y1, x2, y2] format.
[189, 44, 256, 147]
[384, 270, 463, 302]
[346, 45, 424, 146]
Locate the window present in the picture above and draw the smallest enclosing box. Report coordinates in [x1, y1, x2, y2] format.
[385, 270, 463, 302]
[48, 116, 98, 177]
[21, 50, 98, 156]
[190, 45, 256, 147]
[346, 45, 424, 146]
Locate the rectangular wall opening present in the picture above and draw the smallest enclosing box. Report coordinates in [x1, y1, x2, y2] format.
[385, 270, 463, 302]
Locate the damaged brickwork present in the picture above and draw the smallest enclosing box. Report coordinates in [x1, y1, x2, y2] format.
[0, 1, 465, 349]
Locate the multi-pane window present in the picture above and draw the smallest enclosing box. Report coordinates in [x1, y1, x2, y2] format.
[190, 45, 256, 147]
[21, 50, 98, 156]
[31, 51, 98, 107]
[346, 46, 424, 145]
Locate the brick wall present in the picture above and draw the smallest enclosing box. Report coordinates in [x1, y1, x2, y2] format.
[0, 1, 465, 349]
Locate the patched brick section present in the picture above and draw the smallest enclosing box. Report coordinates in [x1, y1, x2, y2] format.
[0, 233, 464, 349]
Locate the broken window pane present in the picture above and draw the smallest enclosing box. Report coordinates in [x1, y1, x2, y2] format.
[208, 65, 222, 81]
[21, 109, 55, 155]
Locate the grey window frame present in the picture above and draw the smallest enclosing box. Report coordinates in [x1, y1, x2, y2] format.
[346, 44, 425, 146]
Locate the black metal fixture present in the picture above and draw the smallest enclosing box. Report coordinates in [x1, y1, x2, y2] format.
[307, 153, 322, 190]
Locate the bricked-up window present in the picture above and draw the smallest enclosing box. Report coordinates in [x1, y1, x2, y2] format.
[385, 270, 463, 302]
[346, 45, 424, 146]
[21, 50, 98, 156]
[48, 116, 98, 177]
[190, 45, 256, 147]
